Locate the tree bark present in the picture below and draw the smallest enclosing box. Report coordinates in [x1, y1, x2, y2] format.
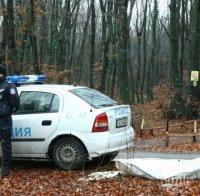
[76, 4, 91, 84]
[0, 0, 7, 64]
[135, 0, 148, 103]
[99, 0, 109, 92]
[38, 0, 49, 65]
[179, 0, 186, 83]
[191, 0, 200, 71]
[7, 0, 18, 74]
[69, 1, 80, 84]
[140, 0, 148, 104]
[30, 0, 39, 74]
[169, 0, 181, 91]
[117, 0, 130, 103]
[110, 0, 118, 98]
[147, 0, 158, 100]
[89, 0, 96, 88]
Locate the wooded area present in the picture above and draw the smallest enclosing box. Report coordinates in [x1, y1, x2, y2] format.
[0, 0, 199, 107]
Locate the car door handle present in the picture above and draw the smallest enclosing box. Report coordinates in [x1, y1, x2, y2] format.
[42, 120, 52, 126]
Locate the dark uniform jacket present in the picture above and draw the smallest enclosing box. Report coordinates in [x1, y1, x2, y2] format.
[0, 76, 20, 127]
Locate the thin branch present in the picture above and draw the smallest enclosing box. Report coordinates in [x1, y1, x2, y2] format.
[160, 19, 170, 38]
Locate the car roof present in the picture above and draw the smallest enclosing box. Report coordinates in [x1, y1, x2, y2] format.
[18, 84, 87, 91]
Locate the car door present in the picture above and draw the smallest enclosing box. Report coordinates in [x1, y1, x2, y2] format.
[12, 90, 62, 156]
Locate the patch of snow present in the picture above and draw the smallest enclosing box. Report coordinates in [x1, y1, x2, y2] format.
[161, 183, 174, 189]
[78, 171, 120, 181]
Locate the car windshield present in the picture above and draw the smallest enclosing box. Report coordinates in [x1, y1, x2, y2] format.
[70, 88, 119, 108]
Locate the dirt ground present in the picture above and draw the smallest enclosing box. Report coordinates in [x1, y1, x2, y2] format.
[0, 101, 199, 195]
[0, 158, 200, 195]
[1, 132, 200, 195]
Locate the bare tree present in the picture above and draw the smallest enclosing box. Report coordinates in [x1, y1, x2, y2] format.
[29, 0, 39, 73]
[147, 0, 158, 100]
[134, 0, 148, 103]
[0, 0, 7, 64]
[6, 0, 18, 74]
[117, 0, 130, 103]
[75, 2, 91, 84]
[169, 0, 181, 90]
[89, 0, 96, 88]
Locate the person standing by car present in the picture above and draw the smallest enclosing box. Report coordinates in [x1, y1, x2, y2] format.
[0, 64, 20, 177]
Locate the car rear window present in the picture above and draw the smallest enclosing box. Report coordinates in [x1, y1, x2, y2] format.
[70, 88, 119, 108]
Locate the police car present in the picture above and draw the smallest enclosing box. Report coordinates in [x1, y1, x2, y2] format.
[7, 75, 134, 170]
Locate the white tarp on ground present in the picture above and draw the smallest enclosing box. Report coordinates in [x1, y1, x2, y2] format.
[115, 158, 200, 180]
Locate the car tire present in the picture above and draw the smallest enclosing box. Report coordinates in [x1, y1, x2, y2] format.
[52, 137, 88, 170]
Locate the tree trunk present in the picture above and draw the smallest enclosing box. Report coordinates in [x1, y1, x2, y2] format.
[147, 0, 158, 100]
[169, 0, 181, 91]
[170, 0, 185, 119]
[140, 0, 148, 104]
[64, 0, 71, 71]
[30, 0, 39, 74]
[117, 0, 130, 103]
[7, 0, 18, 74]
[127, 0, 136, 103]
[38, 0, 49, 65]
[89, 0, 96, 88]
[191, 0, 200, 71]
[49, 0, 60, 67]
[76, 4, 91, 84]
[179, 0, 186, 83]
[135, 34, 142, 103]
[190, 0, 200, 100]
[135, 0, 148, 103]
[58, 2, 69, 68]
[0, 0, 7, 64]
[69, 1, 80, 84]
[99, 0, 109, 92]
[110, 0, 118, 98]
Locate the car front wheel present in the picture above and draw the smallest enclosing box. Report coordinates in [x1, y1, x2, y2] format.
[52, 137, 88, 170]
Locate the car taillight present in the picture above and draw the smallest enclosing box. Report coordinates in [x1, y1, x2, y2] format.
[92, 113, 108, 132]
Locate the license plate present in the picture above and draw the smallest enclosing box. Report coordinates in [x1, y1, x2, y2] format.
[116, 117, 128, 128]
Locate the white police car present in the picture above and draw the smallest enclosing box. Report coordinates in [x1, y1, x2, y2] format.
[7, 75, 134, 170]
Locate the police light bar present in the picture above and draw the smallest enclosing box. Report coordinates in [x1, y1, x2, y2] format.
[7, 75, 46, 84]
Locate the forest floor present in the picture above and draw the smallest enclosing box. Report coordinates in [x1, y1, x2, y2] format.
[0, 101, 200, 195]
[132, 100, 200, 153]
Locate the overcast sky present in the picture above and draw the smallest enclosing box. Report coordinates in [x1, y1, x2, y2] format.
[158, 0, 169, 16]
